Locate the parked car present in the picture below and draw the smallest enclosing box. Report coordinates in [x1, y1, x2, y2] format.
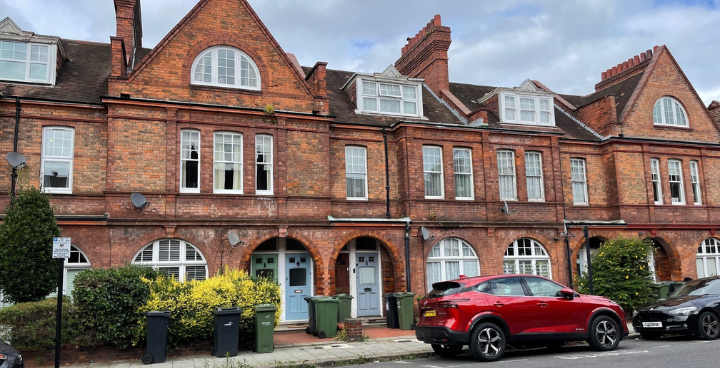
[415, 274, 628, 362]
[633, 276, 720, 340]
[0, 341, 23, 368]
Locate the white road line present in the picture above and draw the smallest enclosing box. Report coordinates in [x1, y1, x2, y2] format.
[652, 345, 672, 348]
[498, 359, 528, 363]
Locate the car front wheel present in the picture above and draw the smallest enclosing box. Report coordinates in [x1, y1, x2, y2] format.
[469, 322, 506, 362]
[431, 344, 464, 357]
[698, 311, 719, 340]
[588, 316, 620, 351]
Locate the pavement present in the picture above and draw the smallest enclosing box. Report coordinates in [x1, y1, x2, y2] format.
[60, 324, 639, 368]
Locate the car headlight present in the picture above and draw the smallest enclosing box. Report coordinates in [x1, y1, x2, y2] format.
[669, 307, 697, 315]
[632, 310, 639, 318]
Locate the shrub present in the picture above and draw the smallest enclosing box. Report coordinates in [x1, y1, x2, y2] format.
[72, 264, 160, 349]
[136, 269, 281, 348]
[0, 297, 75, 349]
[576, 236, 654, 311]
[0, 186, 61, 303]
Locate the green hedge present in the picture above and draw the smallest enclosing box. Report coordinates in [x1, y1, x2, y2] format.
[136, 269, 281, 348]
[0, 297, 75, 349]
[72, 264, 160, 349]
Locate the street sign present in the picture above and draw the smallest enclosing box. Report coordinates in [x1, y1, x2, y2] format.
[52, 237, 71, 259]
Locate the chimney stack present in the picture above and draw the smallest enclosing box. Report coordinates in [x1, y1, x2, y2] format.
[395, 15, 451, 93]
[114, 0, 143, 67]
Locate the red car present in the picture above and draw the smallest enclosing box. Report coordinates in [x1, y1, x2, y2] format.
[416, 274, 628, 362]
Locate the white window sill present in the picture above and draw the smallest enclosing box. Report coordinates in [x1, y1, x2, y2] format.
[346, 197, 368, 201]
[424, 196, 445, 200]
[573, 203, 589, 206]
[455, 197, 474, 201]
[43, 188, 72, 194]
[256, 191, 274, 196]
[213, 190, 244, 195]
[190, 82, 261, 92]
[501, 121, 555, 127]
[180, 189, 201, 194]
[654, 124, 690, 129]
[528, 199, 545, 202]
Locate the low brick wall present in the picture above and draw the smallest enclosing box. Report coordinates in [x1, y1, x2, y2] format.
[344, 318, 363, 342]
[20, 341, 212, 367]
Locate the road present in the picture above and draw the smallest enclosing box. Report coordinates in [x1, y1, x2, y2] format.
[349, 336, 718, 368]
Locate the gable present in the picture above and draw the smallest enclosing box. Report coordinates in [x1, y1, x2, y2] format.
[109, 0, 322, 114]
[621, 47, 720, 143]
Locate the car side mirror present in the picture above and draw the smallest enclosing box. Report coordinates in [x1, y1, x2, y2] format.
[559, 288, 574, 300]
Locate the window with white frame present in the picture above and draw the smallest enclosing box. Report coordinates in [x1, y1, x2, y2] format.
[41, 127, 74, 194]
[345, 146, 368, 200]
[570, 158, 588, 205]
[503, 238, 551, 277]
[213, 132, 242, 193]
[133, 239, 207, 281]
[49, 246, 90, 297]
[453, 148, 473, 199]
[525, 152, 544, 201]
[427, 238, 480, 291]
[255, 134, 273, 195]
[690, 160, 701, 205]
[668, 160, 685, 204]
[423, 146, 444, 198]
[191, 46, 260, 90]
[650, 158, 663, 205]
[497, 150, 516, 200]
[697, 238, 720, 278]
[500, 93, 554, 126]
[653, 97, 688, 127]
[359, 80, 421, 117]
[180, 130, 200, 193]
[0, 41, 54, 84]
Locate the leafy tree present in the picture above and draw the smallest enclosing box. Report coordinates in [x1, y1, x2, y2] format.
[577, 236, 654, 311]
[0, 187, 61, 303]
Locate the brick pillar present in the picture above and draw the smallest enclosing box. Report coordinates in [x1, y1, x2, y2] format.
[344, 318, 363, 342]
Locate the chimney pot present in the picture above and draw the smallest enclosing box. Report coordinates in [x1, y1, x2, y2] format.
[433, 14, 441, 26]
[601, 71, 607, 80]
[612, 66, 618, 75]
[634, 55, 640, 64]
[628, 58, 634, 67]
[646, 49, 653, 59]
[640, 53, 646, 62]
[623, 61, 629, 70]
[653, 45, 659, 53]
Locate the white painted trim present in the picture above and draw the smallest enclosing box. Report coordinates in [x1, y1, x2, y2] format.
[423, 146, 445, 199]
[255, 134, 274, 195]
[345, 146, 369, 200]
[180, 129, 201, 193]
[41, 126, 74, 194]
[213, 131, 244, 194]
[499, 92, 555, 127]
[453, 147, 474, 200]
[190, 46, 261, 91]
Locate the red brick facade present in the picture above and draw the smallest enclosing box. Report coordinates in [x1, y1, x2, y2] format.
[2, 0, 720, 321]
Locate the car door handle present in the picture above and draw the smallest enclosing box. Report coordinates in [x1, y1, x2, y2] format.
[537, 302, 548, 308]
[493, 302, 505, 307]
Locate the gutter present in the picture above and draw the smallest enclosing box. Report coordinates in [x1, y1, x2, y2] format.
[0, 214, 109, 222]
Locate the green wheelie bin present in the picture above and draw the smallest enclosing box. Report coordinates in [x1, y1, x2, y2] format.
[314, 297, 339, 339]
[305, 296, 320, 335]
[394, 292, 416, 330]
[335, 294, 353, 323]
[255, 304, 276, 353]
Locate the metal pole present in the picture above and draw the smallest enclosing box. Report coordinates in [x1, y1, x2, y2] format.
[405, 222, 411, 292]
[55, 257, 64, 368]
[584, 226, 593, 295]
[565, 225, 573, 289]
[14, 97, 20, 152]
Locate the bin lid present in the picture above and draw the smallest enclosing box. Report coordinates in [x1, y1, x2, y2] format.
[214, 307, 242, 315]
[144, 311, 171, 318]
[255, 304, 277, 312]
[315, 297, 339, 303]
[336, 294, 353, 300]
[393, 292, 416, 298]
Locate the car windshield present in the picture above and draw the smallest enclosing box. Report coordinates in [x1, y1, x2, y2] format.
[426, 281, 465, 298]
[671, 278, 720, 297]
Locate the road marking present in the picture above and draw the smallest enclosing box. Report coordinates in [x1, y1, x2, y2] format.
[555, 350, 649, 360]
[697, 341, 712, 343]
[393, 361, 411, 364]
[652, 345, 672, 348]
[498, 359, 528, 363]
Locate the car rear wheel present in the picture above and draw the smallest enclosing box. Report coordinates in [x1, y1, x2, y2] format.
[431, 344, 464, 357]
[698, 311, 720, 340]
[469, 322, 506, 362]
[588, 316, 620, 351]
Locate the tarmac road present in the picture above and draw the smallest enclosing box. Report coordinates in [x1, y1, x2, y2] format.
[348, 336, 719, 368]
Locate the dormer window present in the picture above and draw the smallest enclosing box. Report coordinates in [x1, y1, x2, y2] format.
[360, 80, 421, 117]
[500, 93, 554, 126]
[0, 41, 54, 84]
[653, 97, 688, 127]
[191, 46, 261, 90]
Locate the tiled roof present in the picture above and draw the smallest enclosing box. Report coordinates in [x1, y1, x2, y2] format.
[558, 73, 644, 122]
[320, 67, 464, 127]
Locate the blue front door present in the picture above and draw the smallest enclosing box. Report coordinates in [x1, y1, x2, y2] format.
[356, 252, 380, 316]
[285, 253, 311, 321]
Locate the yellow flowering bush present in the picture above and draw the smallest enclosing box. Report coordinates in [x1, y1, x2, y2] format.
[576, 236, 653, 311]
[135, 269, 281, 348]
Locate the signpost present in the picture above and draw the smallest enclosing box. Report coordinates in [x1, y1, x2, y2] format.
[52, 237, 70, 368]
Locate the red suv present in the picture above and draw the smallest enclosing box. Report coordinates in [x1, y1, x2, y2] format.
[416, 275, 628, 362]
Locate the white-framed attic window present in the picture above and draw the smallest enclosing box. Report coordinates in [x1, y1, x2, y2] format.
[191, 46, 261, 91]
[358, 78, 423, 117]
[0, 40, 57, 85]
[500, 92, 554, 126]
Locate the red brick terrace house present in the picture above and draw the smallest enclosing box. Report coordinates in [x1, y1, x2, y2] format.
[2, 0, 720, 321]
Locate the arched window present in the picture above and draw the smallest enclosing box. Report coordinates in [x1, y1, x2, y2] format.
[191, 46, 260, 90]
[133, 239, 208, 281]
[653, 97, 688, 127]
[49, 245, 91, 297]
[504, 238, 551, 277]
[697, 238, 720, 278]
[427, 238, 480, 290]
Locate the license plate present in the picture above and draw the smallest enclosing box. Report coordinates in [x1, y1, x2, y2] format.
[642, 322, 662, 328]
[424, 310, 436, 317]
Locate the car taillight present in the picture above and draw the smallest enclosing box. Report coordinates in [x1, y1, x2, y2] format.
[436, 301, 458, 308]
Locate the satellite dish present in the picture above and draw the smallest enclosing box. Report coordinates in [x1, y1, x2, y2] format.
[131, 193, 148, 209]
[502, 201, 510, 214]
[420, 226, 430, 241]
[5, 152, 26, 169]
[228, 231, 240, 246]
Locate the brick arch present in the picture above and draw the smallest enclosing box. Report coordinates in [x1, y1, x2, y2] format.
[424, 236, 479, 259]
[499, 235, 557, 261]
[328, 230, 405, 294]
[650, 236, 682, 280]
[570, 235, 609, 269]
[132, 236, 211, 263]
[181, 36, 270, 91]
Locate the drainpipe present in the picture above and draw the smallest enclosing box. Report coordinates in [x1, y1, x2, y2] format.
[564, 223, 573, 290]
[405, 221, 411, 293]
[382, 127, 390, 219]
[14, 97, 20, 151]
[584, 226, 593, 295]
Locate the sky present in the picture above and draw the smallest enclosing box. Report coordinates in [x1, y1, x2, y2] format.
[1, 0, 719, 104]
